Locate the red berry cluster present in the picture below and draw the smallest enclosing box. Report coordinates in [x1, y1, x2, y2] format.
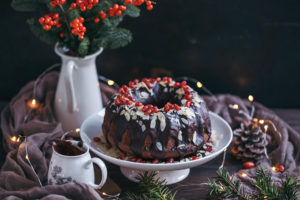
[126, 0, 153, 10]
[71, 0, 99, 11]
[174, 81, 193, 107]
[94, 10, 108, 23]
[50, 0, 66, 7]
[115, 85, 136, 106]
[142, 104, 159, 115]
[70, 17, 86, 40]
[163, 102, 181, 112]
[98, 10, 107, 19]
[108, 4, 127, 17]
[39, 13, 61, 31]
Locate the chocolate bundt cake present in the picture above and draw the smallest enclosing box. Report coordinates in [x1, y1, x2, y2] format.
[102, 77, 211, 160]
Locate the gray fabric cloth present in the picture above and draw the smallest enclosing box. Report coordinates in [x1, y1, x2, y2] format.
[0, 72, 299, 199]
[204, 94, 300, 196]
[0, 71, 115, 200]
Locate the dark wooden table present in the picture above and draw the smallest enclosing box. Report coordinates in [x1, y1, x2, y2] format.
[0, 102, 299, 199]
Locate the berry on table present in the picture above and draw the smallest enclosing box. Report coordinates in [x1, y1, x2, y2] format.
[243, 161, 255, 169]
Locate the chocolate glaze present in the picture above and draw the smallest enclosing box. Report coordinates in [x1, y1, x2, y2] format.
[102, 80, 211, 160]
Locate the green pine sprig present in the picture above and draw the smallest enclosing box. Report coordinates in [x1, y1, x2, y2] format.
[204, 168, 300, 200]
[204, 168, 251, 200]
[124, 171, 177, 200]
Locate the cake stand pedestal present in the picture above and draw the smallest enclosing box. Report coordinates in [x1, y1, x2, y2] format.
[120, 167, 190, 185]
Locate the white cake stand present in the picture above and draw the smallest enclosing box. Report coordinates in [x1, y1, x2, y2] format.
[80, 109, 232, 185]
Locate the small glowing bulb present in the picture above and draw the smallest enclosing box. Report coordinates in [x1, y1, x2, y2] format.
[75, 128, 80, 133]
[11, 136, 17, 142]
[25, 155, 29, 160]
[102, 192, 107, 195]
[17, 137, 20, 142]
[196, 81, 203, 88]
[272, 166, 277, 172]
[240, 172, 248, 177]
[248, 95, 254, 102]
[28, 98, 39, 109]
[259, 119, 265, 124]
[232, 104, 239, 109]
[264, 125, 268, 132]
[253, 118, 258, 122]
[107, 80, 114, 86]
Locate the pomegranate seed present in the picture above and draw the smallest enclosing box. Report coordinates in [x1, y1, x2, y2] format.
[135, 102, 142, 107]
[66, 137, 74, 141]
[192, 156, 198, 160]
[156, 77, 161, 82]
[181, 81, 187, 86]
[174, 104, 181, 110]
[145, 109, 152, 115]
[186, 101, 192, 107]
[174, 82, 181, 88]
[152, 159, 159, 164]
[205, 146, 212, 152]
[153, 107, 159, 113]
[136, 158, 143, 163]
[130, 157, 137, 162]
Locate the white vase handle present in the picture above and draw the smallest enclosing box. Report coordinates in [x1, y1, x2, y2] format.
[65, 60, 77, 112]
[89, 157, 107, 189]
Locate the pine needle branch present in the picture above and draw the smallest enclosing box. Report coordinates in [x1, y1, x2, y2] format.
[124, 171, 176, 200]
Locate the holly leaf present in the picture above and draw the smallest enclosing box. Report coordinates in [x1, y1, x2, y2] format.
[91, 27, 132, 51]
[67, 9, 81, 21]
[77, 37, 90, 57]
[27, 18, 58, 45]
[125, 4, 140, 18]
[102, 16, 124, 27]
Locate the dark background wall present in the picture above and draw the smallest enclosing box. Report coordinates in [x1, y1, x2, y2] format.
[1, 0, 300, 108]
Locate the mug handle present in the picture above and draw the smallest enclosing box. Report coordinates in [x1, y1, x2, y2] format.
[89, 157, 107, 189]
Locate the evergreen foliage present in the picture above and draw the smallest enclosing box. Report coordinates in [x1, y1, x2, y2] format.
[11, 0, 143, 57]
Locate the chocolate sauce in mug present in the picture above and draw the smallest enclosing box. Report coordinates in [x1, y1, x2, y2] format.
[52, 139, 85, 156]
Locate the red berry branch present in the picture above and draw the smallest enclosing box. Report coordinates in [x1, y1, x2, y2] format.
[12, 0, 157, 57]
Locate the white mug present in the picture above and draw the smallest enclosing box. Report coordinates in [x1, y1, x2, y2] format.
[48, 140, 107, 189]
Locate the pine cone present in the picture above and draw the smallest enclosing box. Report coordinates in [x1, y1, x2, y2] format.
[231, 122, 268, 162]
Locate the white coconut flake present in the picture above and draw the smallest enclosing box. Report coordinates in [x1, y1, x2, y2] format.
[178, 131, 183, 141]
[139, 91, 149, 99]
[142, 115, 150, 120]
[156, 142, 163, 151]
[157, 113, 166, 132]
[142, 125, 146, 132]
[125, 112, 130, 121]
[176, 88, 185, 96]
[193, 131, 197, 144]
[193, 95, 204, 103]
[150, 115, 157, 129]
[182, 118, 189, 125]
[120, 110, 125, 116]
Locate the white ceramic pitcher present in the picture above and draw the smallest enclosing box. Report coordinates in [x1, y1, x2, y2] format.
[54, 44, 104, 131]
